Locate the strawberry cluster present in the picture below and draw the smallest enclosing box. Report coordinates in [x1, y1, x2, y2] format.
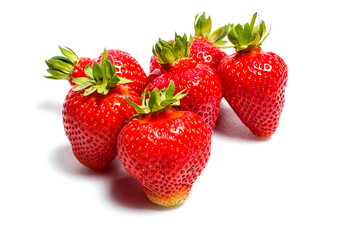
[45, 12, 288, 207]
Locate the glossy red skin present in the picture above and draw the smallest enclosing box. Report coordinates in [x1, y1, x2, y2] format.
[149, 37, 226, 74]
[117, 108, 211, 207]
[149, 55, 160, 74]
[190, 37, 227, 72]
[97, 49, 148, 95]
[69, 57, 94, 86]
[63, 85, 140, 170]
[146, 59, 223, 134]
[217, 48, 288, 137]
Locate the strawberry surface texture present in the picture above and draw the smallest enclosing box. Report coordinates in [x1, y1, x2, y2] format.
[148, 33, 222, 134]
[217, 48, 288, 137]
[217, 13, 288, 137]
[117, 82, 211, 207]
[62, 49, 141, 170]
[117, 109, 211, 206]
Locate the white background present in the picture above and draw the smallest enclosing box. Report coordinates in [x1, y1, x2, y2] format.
[1, 0, 359, 239]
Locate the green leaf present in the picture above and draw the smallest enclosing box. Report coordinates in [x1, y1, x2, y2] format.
[46, 69, 68, 78]
[126, 97, 148, 114]
[174, 37, 186, 59]
[161, 47, 175, 65]
[259, 24, 271, 45]
[243, 23, 252, 43]
[108, 75, 120, 88]
[125, 81, 188, 118]
[227, 27, 240, 46]
[153, 34, 192, 65]
[59, 46, 79, 64]
[165, 81, 175, 100]
[141, 90, 146, 105]
[83, 86, 98, 96]
[46, 59, 73, 73]
[118, 77, 133, 84]
[49, 56, 73, 65]
[73, 81, 94, 92]
[92, 61, 102, 82]
[44, 46, 82, 81]
[104, 59, 113, 80]
[194, 12, 212, 38]
[148, 89, 158, 110]
[84, 64, 93, 78]
[214, 40, 227, 47]
[160, 99, 177, 107]
[226, 13, 270, 52]
[202, 15, 212, 37]
[72, 77, 93, 85]
[173, 88, 188, 101]
[209, 25, 228, 45]
[187, 35, 193, 56]
[250, 12, 257, 30]
[97, 82, 108, 95]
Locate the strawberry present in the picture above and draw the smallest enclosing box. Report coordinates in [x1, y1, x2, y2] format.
[148, 13, 229, 73]
[117, 82, 211, 207]
[45, 46, 94, 85]
[63, 49, 140, 170]
[190, 12, 229, 72]
[96, 49, 148, 95]
[147, 34, 222, 134]
[217, 13, 288, 137]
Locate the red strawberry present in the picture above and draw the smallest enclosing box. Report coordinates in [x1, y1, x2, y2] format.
[148, 13, 229, 73]
[149, 53, 161, 74]
[147, 34, 222, 133]
[190, 12, 229, 72]
[96, 49, 148, 95]
[117, 82, 211, 207]
[45, 46, 94, 86]
[63, 49, 140, 170]
[217, 13, 288, 137]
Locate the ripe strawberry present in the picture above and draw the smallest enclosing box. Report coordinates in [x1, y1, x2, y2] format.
[190, 12, 229, 71]
[117, 82, 211, 207]
[217, 13, 288, 137]
[63, 49, 140, 170]
[147, 34, 222, 133]
[148, 13, 229, 73]
[96, 49, 148, 95]
[45, 46, 94, 85]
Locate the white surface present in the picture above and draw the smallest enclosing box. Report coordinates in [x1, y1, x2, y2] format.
[1, 1, 359, 239]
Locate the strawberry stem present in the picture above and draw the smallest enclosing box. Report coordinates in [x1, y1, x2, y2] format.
[194, 12, 230, 48]
[44, 46, 79, 80]
[72, 49, 132, 96]
[126, 81, 187, 119]
[227, 13, 270, 52]
[153, 33, 193, 66]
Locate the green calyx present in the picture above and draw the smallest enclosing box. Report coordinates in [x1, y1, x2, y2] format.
[227, 13, 270, 52]
[152, 33, 193, 65]
[72, 49, 132, 96]
[44, 46, 79, 80]
[126, 81, 187, 118]
[194, 12, 230, 48]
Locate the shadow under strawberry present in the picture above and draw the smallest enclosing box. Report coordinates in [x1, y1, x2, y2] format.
[49, 144, 121, 178]
[214, 101, 270, 142]
[108, 176, 174, 210]
[37, 99, 63, 116]
[49, 144, 171, 210]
